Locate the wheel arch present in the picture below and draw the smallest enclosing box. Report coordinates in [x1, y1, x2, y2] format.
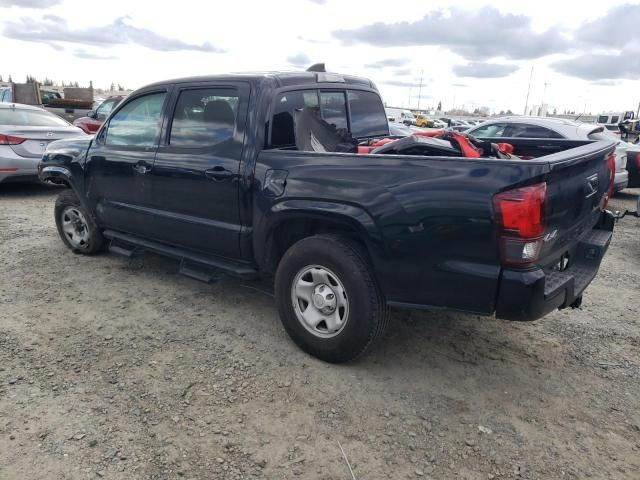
[257, 199, 384, 275]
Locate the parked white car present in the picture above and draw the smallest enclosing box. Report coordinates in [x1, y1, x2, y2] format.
[466, 116, 629, 192]
[385, 108, 416, 126]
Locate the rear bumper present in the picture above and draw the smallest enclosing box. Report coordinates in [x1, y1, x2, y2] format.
[614, 170, 629, 192]
[495, 211, 614, 321]
[1, 152, 40, 184]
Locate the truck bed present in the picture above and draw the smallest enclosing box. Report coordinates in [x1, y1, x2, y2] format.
[254, 137, 616, 317]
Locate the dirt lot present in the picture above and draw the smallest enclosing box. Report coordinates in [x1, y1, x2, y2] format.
[0, 184, 639, 480]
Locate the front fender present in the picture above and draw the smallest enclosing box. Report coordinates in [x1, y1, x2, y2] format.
[38, 136, 93, 210]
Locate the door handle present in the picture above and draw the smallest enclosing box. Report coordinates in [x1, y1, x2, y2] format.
[132, 161, 151, 174]
[205, 166, 236, 181]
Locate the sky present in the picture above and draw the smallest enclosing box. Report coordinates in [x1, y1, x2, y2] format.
[0, 0, 639, 115]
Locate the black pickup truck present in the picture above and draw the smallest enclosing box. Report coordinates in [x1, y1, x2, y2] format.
[39, 69, 617, 362]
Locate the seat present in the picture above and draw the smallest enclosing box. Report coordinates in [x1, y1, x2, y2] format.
[204, 100, 235, 126]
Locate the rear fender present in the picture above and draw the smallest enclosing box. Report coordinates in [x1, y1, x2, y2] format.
[256, 199, 383, 271]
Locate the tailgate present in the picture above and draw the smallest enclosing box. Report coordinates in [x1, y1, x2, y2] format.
[537, 140, 616, 268]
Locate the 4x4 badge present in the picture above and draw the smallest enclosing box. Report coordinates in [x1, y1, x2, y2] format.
[585, 173, 599, 198]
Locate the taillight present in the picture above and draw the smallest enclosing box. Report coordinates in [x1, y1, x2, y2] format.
[493, 182, 547, 266]
[0, 133, 26, 145]
[603, 152, 616, 209]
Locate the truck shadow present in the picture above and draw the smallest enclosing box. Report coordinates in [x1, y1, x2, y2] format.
[0, 182, 61, 198]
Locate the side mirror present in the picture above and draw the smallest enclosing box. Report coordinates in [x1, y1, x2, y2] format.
[87, 110, 97, 119]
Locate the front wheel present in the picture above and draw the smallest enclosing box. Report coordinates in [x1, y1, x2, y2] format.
[54, 189, 105, 254]
[275, 235, 388, 363]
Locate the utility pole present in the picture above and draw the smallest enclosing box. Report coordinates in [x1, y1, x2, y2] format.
[541, 81, 550, 116]
[417, 69, 423, 111]
[523, 66, 534, 115]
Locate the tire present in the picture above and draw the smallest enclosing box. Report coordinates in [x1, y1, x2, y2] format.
[54, 189, 105, 254]
[275, 234, 388, 363]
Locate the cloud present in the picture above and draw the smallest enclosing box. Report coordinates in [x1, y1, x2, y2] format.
[286, 52, 311, 67]
[0, 0, 61, 7]
[307, 0, 326, 3]
[381, 79, 423, 87]
[74, 49, 117, 60]
[575, 4, 640, 48]
[552, 53, 640, 80]
[364, 58, 410, 69]
[453, 62, 518, 78]
[3, 16, 224, 52]
[296, 35, 328, 45]
[591, 79, 621, 86]
[333, 6, 568, 61]
[392, 68, 412, 76]
[452, 83, 469, 88]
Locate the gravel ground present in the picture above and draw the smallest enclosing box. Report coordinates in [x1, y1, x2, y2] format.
[1, 184, 639, 480]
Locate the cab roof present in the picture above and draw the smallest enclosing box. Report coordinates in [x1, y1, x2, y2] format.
[141, 71, 376, 90]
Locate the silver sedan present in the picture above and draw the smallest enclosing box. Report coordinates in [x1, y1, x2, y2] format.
[466, 116, 629, 192]
[0, 102, 87, 184]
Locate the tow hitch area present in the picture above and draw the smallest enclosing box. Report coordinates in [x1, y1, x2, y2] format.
[613, 196, 640, 220]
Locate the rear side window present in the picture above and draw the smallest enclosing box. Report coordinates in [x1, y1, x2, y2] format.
[505, 124, 563, 138]
[169, 88, 238, 147]
[319, 91, 348, 130]
[105, 92, 166, 147]
[597, 115, 608, 123]
[348, 90, 388, 138]
[611, 116, 619, 124]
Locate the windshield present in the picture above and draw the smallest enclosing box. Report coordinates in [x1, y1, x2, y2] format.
[0, 108, 71, 127]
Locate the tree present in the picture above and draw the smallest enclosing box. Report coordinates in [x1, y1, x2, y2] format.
[506, 109, 513, 115]
[0, 74, 3, 82]
[73, 81, 79, 87]
[89, 80, 93, 89]
[117, 83, 124, 91]
[437, 100, 442, 111]
[109, 82, 115, 91]
[8, 75, 13, 83]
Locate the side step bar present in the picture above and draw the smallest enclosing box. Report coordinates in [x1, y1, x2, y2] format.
[103, 230, 258, 280]
[179, 260, 224, 284]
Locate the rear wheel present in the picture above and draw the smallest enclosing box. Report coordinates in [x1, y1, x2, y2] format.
[54, 189, 105, 254]
[275, 235, 388, 363]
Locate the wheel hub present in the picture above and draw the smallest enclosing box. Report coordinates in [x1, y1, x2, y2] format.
[312, 284, 336, 314]
[291, 265, 349, 338]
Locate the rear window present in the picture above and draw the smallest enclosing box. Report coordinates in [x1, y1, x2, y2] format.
[270, 90, 320, 147]
[588, 128, 619, 141]
[0, 107, 70, 127]
[269, 88, 388, 148]
[319, 91, 348, 130]
[348, 90, 388, 138]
